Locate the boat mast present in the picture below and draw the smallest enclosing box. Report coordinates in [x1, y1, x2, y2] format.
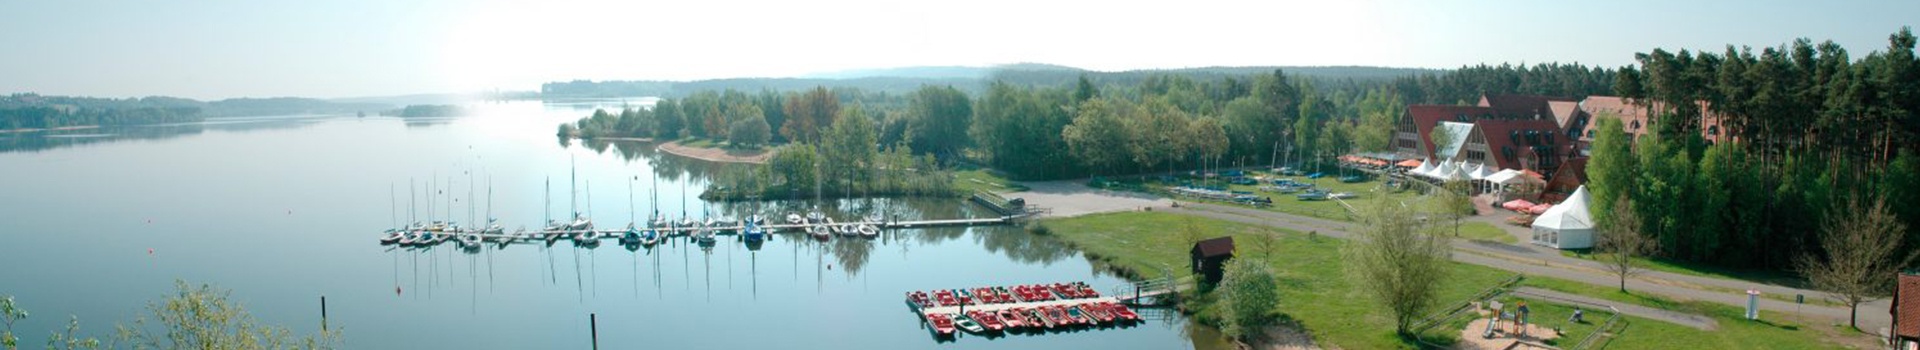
[628, 175, 636, 224]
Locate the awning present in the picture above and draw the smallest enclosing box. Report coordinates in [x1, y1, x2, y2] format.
[1396, 159, 1422, 168]
[1502, 199, 1537, 211]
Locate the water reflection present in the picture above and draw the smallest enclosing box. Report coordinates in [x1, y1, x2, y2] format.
[0, 115, 333, 153]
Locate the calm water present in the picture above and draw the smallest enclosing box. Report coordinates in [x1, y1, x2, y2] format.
[0, 100, 1225, 349]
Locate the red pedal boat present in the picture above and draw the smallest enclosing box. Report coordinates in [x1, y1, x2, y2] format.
[1082, 302, 1115, 323]
[927, 313, 957, 336]
[996, 309, 1025, 329]
[968, 310, 1006, 332]
[906, 291, 933, 308]
[934, 290, 959, 307]
[1104, 302, 1140, 321]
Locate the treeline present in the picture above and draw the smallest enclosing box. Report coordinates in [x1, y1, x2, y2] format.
[386, 104, 465, 118]
[0, 106, 201, 130]
[1391, 63, 1616, 105]
[1586, 28, 1920, 270]
[0, 93, 395, 130]
[562, 63, 1617, 182]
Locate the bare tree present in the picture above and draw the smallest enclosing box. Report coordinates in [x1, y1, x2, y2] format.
[1345, 198, 1451, 336]
[1427, 179, 1474, 237]
[1255, 223, 1280, 262]
[1596, 196, 1656, 293]
[1797, 196, 1916, 330]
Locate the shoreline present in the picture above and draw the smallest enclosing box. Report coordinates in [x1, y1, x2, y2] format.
[0, 125, 101, 134]
[656, 140, 770, 164]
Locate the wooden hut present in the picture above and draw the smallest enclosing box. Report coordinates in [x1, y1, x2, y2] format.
[1190, 236, 1236, 285]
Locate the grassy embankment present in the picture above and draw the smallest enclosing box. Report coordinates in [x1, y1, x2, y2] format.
[1041, 211, 1856, 349]
[1097, 171, 1419, 222]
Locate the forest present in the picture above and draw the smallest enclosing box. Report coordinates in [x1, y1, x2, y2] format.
[0, 93, 395, 130]
[1585, 28, 1920, 270]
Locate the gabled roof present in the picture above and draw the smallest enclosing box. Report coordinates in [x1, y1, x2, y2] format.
[1192, 236, 1235, 258]
[1435, 121, 1476, 159]
[1479, 94, 1577, 120]
[1898, 273, 1920, 338]
[1548, 101, 1582, 129]
[1405, 105, 1499, 160]
[1474, 118, 1564, 171]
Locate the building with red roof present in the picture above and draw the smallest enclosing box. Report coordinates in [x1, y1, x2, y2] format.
[1892, 272, 1920, 348]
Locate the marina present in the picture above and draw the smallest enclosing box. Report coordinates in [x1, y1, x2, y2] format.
[376, 215, 1020, 248]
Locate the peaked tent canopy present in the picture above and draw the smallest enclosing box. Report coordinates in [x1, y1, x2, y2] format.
[1530, 185, 1595, 249]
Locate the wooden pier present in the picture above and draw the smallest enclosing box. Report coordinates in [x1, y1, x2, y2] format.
[380, 215, 1021, 246]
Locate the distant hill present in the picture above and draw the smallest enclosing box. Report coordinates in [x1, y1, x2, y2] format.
[544, 64, 1442, 98]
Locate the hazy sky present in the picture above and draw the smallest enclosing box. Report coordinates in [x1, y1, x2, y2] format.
[4, 0, 1916, 100]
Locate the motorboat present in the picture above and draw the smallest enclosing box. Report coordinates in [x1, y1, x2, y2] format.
[786, 213, 803, 224]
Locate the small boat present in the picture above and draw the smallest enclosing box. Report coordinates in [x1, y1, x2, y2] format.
[457, 233, 482, 250]
[1075, 282, 1099, 298]
[809, 224, 830, 240]
[926, 313, 957, 336]
[906, 291, 933, 309]
[742, 222, 767, 242]
[857, 224, 879, 237]
[1021, 308, 1051, 329]
[650, 212, 669, 230]
[567, 212, 592, 231]
[967, 310, 1005, 332]
[996, 309, 1025, 329]
[953, 314, 986, 334]
[1044, 306, 1073, 326]
[618, 223, 643, 246]
[806, 211, 825, 223]
[396, 231, 421, 246]
[1066, 305, 1093, 324]
[379, 229, 405, 245]
[956, 289, 975, 305]
[1082, 302, 1115, 323]
[933, 290, 959, 307]
[1104, 302, 1140, 321]
[786, 213, 803, 224]
[638, 228, 659, 247]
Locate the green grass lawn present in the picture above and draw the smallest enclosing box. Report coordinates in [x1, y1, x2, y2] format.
[1454, 221, 1518, 244]
[1041, 211, 1863, 349]
[954, 169, 1026, 194]
[1044, 211, 1513, 349]
[1099, 171, 1422, 222]
[1517, 278, 1857, 349]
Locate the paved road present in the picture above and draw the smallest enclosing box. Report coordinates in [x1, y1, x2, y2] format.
[1512, 287, 1718, 330]
[1160, 200, 1892, 332]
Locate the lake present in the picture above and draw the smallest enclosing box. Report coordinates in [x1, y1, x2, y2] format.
[0, 99, 1229, 349]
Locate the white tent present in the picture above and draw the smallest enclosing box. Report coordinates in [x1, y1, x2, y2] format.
[1531, 185, 1595, 249]
[1425, 159, 1458, 180]
[1468, 164, 1496, 180]
[1443, 161, 1473, 182]
[1409, 159, 1434, 175]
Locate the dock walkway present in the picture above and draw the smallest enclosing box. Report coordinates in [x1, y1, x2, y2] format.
[916, 296, 1122, 317]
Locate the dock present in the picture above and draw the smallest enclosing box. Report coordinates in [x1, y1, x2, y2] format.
[916, 296, 1123, 317]
[379, 215, 1024, 247]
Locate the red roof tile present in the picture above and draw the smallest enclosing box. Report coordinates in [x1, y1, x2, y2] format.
[1898, 274, 1920, 338]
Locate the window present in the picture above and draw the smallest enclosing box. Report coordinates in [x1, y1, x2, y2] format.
[1630, 120, 1641, 130]
[1466, 150, 1486, 161]
[1587, 130, 1595, 138]
[1708, 125, 1720, 135]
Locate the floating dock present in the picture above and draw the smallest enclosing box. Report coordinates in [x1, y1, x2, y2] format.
[379, 215, 1023, 247]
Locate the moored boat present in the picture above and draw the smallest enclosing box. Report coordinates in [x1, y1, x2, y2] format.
[1066, 305, 1093, 325]
[926, 313, 957, 336]
[967, 310, 1005, 332]
[1104, 302, 1140, 321]
[996, 309, 1025, 329]
[953, 313, 986, 334]
[1083, 302, 1115, 323]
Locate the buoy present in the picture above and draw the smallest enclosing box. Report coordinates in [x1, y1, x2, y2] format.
[147, 248, 154, 255]
[395, 286, 403, 296]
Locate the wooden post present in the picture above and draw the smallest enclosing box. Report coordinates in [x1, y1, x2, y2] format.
[320, 296, 328, 331]
[590, 313, 599, 350]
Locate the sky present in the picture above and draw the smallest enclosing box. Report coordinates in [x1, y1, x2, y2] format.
[2, 0, 1917, 100]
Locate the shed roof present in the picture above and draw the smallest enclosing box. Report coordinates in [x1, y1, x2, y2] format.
[1192, 236, 1236, 258]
